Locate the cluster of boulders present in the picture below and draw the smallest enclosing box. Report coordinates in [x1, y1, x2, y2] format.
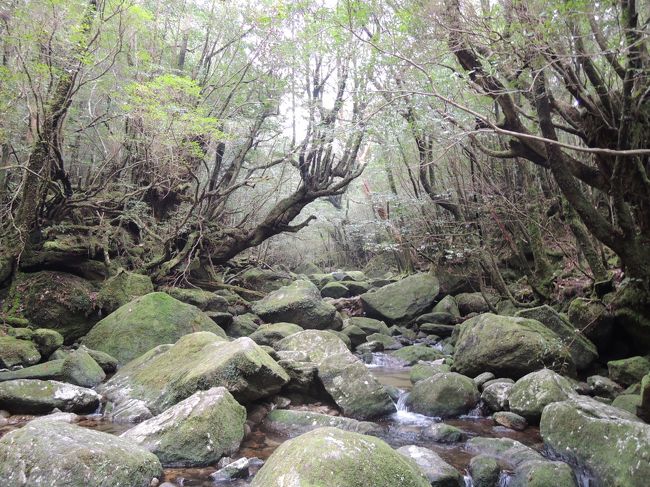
[0, 266, 648, 487]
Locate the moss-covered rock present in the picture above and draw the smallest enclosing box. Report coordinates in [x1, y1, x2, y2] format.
[341, 324, 367, 348]
[3, 271, 99, 342]
[0, 420, 162, 487]
[160, 287, 228, 312]
[61, 349, 105, 388]
[97, 270, 154, 313]
[262, 409, 380, 437]
[6, 327, 33, 339]
[419, 323, 456, 337]
[0, 336, 41, 368]
[469, 455, 500, 487]
[0, 360, 65, 382]
[251, 427, 431, 487]
[611, 394, 642, 415]
[421, 423, 467, 443]
[240, 268, 294, 294]
[639, 373, 650, 422]
[607, 356, 650, 386]
[226, 313, 260, 338]
[391, 345, 444, 365]
[493, 411, 527, 431]
[365, 332, 398, 349]
[410, 363, 451, 384]
[347, 316, 391, 336]
[567, 297, 614, 348]
[340, 280, 371, 296]
[516, 305, 598, 370]
[321, 281, 350, 298]
[433, 295, 461, 317]
[83, 292, 226, 365]
[481, 382, 513, 412]
[0, 379, 100, 414]
[540, 395, 650, 487]
[453, 314, 575, 379]
[455, 292, 492, 316]
[121, 387, 245, 467]
[396, 445, 464, 486]
[80, 346, 118, 373]
[406, 372, 480, 418]
[251, 280, 341, 330]
[508, 369, 575, 423]
[587, 375, 623, 399]
[276, 330, 394, 419]
[31, 328, 64, 358]
[99, 333, 289, 416]
[361, 273, 440, 323]
[249, 322, 303, 347]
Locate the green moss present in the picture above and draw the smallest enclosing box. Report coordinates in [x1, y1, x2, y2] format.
[0, 336, 41, 368]
[391, 344, 444, 365]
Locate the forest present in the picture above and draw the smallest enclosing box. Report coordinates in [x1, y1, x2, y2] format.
[0, 1, 649, 486]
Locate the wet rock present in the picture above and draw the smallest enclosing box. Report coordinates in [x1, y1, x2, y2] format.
[360, 274, 439, 323]
[210, 457, 255, 481]
[31, 328, 64, 358]
[397, 445, 463, 486]
[607, 356, 650, 386]
[262, 409, 380, 437]
[0, 420, 162, 486]
[467, 437, 576, 487]
[249, 322, 303, 347]
[100, 333, 289, 416]
[453, 313, 575, 379]
[366, 332, 399, 349]
[0, 379, 100, 414]
[406, 372, 480, 418]
[516, 305, 598, 370]
[252, 280, 341, 330]
[481, 382, 513, 412]
[422, 423, 467, 443]
[0, 336, 41, 369]
[469, 454, 500, 487]
[482, 378, 514, 389]
[587, 375, 622, 399]
[122, 387, 246, 467]
[97, 270, 154, 313]
[341, 324, 367, 348]
[508, 369, 575, 423]
[61, 349, 105, 388]
[83, 292, 226, 365]
[541, 395, 650, 487]
[493, 411, 527, 431]
[410, 363, 451, 384]
[252, 427, 431, 487]
[357, 341, 384, 353]
[391, 345, 444, 365]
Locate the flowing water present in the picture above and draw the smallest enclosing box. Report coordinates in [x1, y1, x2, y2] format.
[0, 363, 578, 487]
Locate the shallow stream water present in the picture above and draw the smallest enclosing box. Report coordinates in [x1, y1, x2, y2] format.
[0, 361, 557, 487]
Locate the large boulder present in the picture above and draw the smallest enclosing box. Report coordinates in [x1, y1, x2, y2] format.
[455, 292, 492, 315]
[397, 445, 463, 486]
[100, 332, 289, 418]
[3, 271, 99, 342]
[97, 270, 154, 313]
[262, 409, 380, 437]
[251, 427, 431, 487]
[360, 273, 440, 323]
[31, 328, 64, 357]
[541, 395, 650, 487]
[453, 314, 575, 379]
[0, 420, 162, 487]
[251, 280, 341, 330]
[0, 379, 100, 414]
[83, 292, 226, 365]
[516, 305, 598, 370]
[276, 330, 394, 419]
[121, 387, 246, 467]
[508, 369, 574, 422]
[481, 382, 513, 412]
[347, 316, 391, 336]
[406, 372, 480, 418]
[0, 336, 41, 368]
[567, 297, 614, 348]
[60, 349, 105, 388]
